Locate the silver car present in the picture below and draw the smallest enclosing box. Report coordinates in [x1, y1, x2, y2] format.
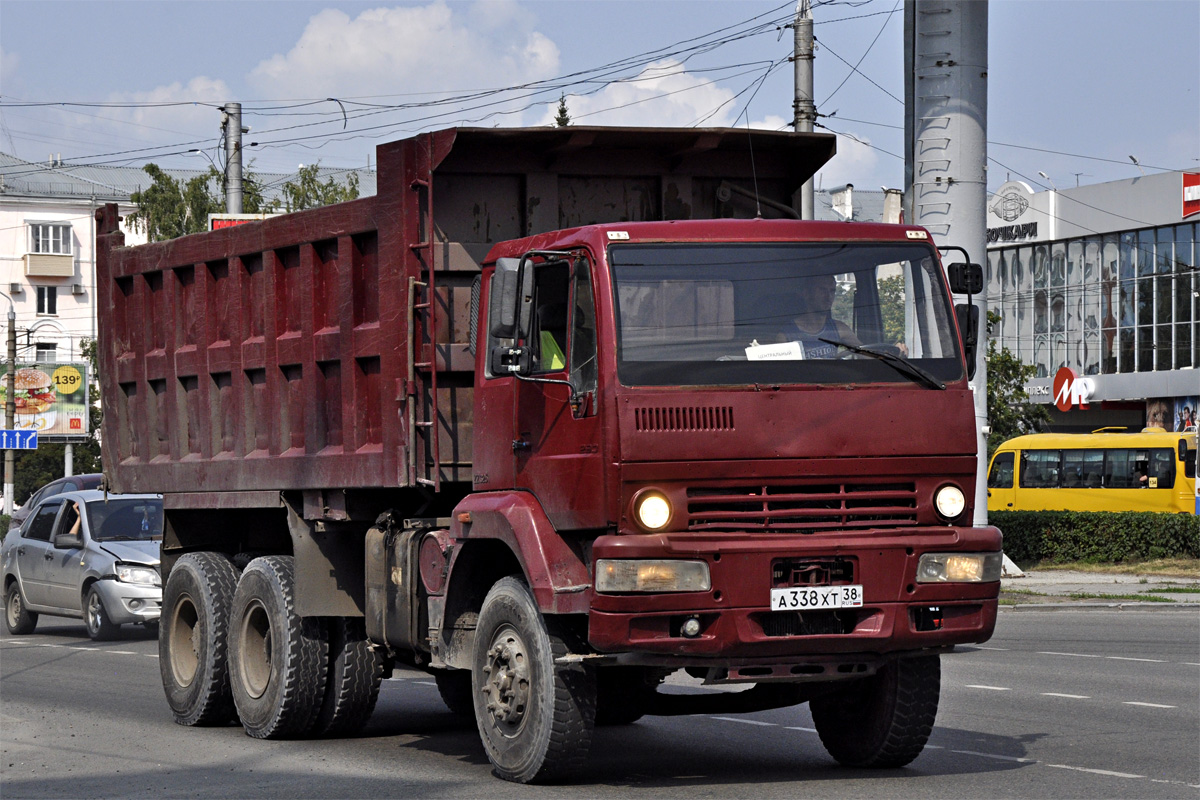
[3, 490, 163, 640]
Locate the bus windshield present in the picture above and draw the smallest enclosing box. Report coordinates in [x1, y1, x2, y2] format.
[609, 242, 964, 387]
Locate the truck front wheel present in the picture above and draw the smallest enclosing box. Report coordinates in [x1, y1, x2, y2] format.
[160, 552, 241, 726]
[471, 576, 596, 783]
[810, 654, 940, 768]
[229, 556, 329, 739]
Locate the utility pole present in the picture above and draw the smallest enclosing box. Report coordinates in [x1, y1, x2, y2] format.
[4, 297, 14, 516]
[222, 102, 244, 214]
[793, 0, 816, 220]
[904, 0, 989, 527]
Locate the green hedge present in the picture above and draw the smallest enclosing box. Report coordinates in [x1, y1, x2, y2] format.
[993, 510, 1200, 564]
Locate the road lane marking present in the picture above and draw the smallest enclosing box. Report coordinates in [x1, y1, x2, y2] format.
[712, 716, 776, 726]
[976, 646, 1009, 650]
[1037, 651, 1101, 658]
[1106, 656, 1166, 663]
[1123, 701, 1175, 709]
[950, 749, 1033, 763]
[1046, 764, 1145, 779]
[964, 685, 1011, 691]
[784, 726, 816, 733]
[1040, 693, 1090, 699]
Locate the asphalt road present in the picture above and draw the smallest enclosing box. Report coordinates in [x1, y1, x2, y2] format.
[2, 610, 1197, 799]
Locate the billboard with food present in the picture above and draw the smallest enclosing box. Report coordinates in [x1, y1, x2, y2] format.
[0, 362, 89, 439]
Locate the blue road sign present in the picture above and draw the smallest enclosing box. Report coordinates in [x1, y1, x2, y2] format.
[0, 430, 38, 450]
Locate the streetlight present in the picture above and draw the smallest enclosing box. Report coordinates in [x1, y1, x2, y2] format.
[0, 290, 15, 516]
[1037, 171, 1057, 190]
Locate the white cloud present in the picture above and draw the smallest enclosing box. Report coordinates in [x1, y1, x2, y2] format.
[813, 134, 882, 190]
[536, 60, 738, 128]
[248, 2, 559, 102]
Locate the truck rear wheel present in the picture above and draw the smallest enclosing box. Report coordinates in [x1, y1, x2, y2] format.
[810, 654, 940, 768]
[229, 556, 329, 739]
[160, 552, 240, 726]
[471, 576, 596, 783]
[312, 617, 383, 736]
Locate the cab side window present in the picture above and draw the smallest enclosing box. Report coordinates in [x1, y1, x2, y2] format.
[531, 262, 570, 374]
[569, 259, 598, 396]
[987, 452, 1014, 489]
[25, 500, 64, 542]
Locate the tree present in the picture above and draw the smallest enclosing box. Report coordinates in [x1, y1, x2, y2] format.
[554, 94, 571, 127]
[128, 163, 277, 242]
[985, 311, 1050, 457]
[280, 164, 359, 212]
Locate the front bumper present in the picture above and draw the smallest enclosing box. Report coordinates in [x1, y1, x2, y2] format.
[588, 526, 1000, 664]
[93, 579, 162, 625]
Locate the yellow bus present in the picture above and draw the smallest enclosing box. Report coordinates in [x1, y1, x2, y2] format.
[987, 428, 1198, 514]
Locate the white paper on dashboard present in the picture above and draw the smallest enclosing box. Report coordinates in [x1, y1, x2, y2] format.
[745, 341, 805, 361]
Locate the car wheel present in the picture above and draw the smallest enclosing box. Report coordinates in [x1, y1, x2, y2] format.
[85, 585, 119, 641]
[471, 576, 596, 783]
[5, 582, 38, 635]
[160, 552, 241, 726]
[228, 555, 329, 739]
[312, 617, 384, 737]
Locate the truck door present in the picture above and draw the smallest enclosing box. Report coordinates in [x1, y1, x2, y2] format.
[513, 256, 605, 530]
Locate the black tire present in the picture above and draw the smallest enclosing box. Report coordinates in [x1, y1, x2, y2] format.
[160, 552, 241, 726]
[810, 655, 940, 768]
[312, 617, 383, 737]
[471, 576, 596, 784]
[84, 585, 120, 641]
[433, 669, 475, 718]
[229, 555, 329, 739]
[5, 581, 37, 635]
[595, 666, 662, 725]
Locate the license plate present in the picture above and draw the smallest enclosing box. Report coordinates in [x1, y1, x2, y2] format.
[770, 585, 863, 611]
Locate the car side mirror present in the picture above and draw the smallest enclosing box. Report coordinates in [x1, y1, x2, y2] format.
[54, 532, 82, 549]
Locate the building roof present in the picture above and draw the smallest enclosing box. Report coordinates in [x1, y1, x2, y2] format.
[0, 152, 376, 204]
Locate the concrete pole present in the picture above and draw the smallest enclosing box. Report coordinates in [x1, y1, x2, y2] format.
[793, 0, 816, 220]
[64, 444, 73, 478]
[223, 102, 243, 214]
[4, 302, 15, 515]
[904, 0, 990, 527]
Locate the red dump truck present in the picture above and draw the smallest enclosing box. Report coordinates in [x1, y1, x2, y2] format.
[96, 126, 1001, 783]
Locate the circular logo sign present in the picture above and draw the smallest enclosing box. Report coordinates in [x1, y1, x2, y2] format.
[1052, 366, 1095, 411]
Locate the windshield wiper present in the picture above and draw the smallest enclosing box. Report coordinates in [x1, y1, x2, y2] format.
[818, 338, 946, 390]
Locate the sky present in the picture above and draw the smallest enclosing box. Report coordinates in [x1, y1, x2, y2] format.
[0, 0, 1196, 196]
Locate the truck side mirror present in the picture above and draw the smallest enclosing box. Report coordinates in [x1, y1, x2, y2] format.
[955, 303, 979, 380]
[488, 257, 536, 341]
[947, 262, 984, 295]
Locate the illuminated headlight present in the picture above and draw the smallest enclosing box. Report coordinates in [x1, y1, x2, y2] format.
[595, 559, 710, 593]
[934, 484, 966, 521]
[633, 492, 672, 531]
[917, 552, 1002, 583]
[115, 564, 161, 586]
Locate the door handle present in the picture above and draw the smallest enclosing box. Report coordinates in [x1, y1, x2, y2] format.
[44, 552, 55, 560]
[512, 439, 531, 452]
[17, 547, 25, 556]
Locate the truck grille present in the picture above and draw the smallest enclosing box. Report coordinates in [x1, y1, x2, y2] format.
[686, 482, 917, 532]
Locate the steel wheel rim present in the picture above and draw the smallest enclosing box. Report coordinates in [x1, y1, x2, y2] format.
[238, 599, 272, 699]
[6, 589, 20, 628]
[481, 623, 532, 737]
[168, 594, 199, 687]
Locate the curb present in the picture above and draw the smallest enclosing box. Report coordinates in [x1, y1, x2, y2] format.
[1000, 601, 1200, 612]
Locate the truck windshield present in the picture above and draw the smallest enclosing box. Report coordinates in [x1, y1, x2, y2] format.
[610, 242, 964, 387]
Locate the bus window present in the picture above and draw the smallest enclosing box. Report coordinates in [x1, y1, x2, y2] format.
[1147, 449, 1175, 488]
[988, 452, 1014, 488]
[1020, 450, 1061, 488]
[1062, 450, 1104, 488]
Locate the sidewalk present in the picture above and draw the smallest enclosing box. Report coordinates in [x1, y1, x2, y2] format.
[1000, 568, 1200, 610]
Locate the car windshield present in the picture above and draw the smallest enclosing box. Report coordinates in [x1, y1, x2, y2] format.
[609, 242, 963, 387]
[85, 499, 163, 542]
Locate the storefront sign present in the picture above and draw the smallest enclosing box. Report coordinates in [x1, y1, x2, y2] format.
[987, 222, 1038, 243]
[1184, 173, 1200, 219]
[1052, 367, 1094, 411]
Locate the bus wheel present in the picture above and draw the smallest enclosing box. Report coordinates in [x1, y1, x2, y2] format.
[229, 556, 329, 739]
[810, 655, 940, 768]
[471, 576, 596, 783]
[160, 552, 240, 726]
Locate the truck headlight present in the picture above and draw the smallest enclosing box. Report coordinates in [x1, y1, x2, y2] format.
[934, 484, 966, 521]
[633, 491, 672, 531]
[917, 552, 1002, 583]
[595, 559, 710, 593]
[115, 564, 161, 586]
